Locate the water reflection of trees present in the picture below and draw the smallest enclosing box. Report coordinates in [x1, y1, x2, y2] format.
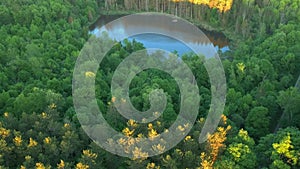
[91, 14, 229, 48]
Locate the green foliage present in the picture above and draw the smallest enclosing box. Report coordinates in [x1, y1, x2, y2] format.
[245, 106, 270, 139]
[277, 87, 300, 128]
[257, 127, 300, 168]
[0, 0, 299, 168]
[216, 129, 257, 168]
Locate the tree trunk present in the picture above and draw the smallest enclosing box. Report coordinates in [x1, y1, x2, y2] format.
[145, 0, 149, 11]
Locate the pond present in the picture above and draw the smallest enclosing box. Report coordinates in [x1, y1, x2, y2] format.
[89, 14, 230, 56]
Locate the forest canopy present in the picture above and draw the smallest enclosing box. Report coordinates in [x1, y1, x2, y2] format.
[0, 0, 299, 168]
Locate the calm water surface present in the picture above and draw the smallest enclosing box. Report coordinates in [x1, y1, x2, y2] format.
[90, 14, 230, 56]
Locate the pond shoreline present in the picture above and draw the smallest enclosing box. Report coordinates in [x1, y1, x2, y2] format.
[91, 10, 241, 46]
[89, 11, 231, 53]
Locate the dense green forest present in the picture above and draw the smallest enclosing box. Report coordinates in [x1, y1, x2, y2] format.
[0, 0, 299, 168]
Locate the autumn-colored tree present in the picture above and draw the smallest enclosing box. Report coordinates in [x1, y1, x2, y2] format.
[172, 0, 233, 12]
[199, 116, 231, 169]
[208, 125, 232, 163]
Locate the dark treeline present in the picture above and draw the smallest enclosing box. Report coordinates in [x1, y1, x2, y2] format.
[102, 0, 300, 38]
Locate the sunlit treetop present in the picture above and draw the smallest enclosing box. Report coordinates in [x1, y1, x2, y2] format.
[173, 0, 233, 12]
